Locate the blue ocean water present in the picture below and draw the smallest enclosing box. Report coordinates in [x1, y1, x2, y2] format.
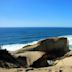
[0, 27, 72, 51]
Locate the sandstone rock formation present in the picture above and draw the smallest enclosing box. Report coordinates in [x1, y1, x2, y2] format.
[15, 51, 47, 68]
[0, 37, 69, 68]
[15, 37, 69, 68]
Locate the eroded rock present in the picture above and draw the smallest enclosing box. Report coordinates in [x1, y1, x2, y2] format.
[0, 49, 20, 68]
[15, 37, 69, 68]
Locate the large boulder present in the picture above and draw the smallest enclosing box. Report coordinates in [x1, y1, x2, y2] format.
[38, 37, 69, 59]
[14, 37, 69, 68]
[16, 37, 69, 59]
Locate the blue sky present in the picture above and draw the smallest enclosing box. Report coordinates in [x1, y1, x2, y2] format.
[0, 0, 72, 27]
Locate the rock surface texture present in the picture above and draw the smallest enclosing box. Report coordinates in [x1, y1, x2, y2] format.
[0, 37, 70, 68]
[15, 37, 69, 67]
[0, 49, 20, 68]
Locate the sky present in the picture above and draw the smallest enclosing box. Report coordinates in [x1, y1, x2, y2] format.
[0, 0, 72, 27]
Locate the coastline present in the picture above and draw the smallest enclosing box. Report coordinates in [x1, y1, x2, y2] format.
[1, 35, 72, 51]
[0, 37, 72, 72]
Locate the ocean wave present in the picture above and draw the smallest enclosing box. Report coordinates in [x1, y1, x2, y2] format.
[59, 35, 72, 50]
[1, 41, 38, 51]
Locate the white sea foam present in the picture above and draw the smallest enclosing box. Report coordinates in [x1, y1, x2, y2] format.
[59, 35, 72, 50]
[1, 41, 38, 51]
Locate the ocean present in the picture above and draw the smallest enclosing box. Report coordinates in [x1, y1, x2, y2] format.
[0, 27, 72, 51]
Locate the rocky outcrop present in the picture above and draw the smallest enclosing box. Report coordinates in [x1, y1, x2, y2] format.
[16, 37, 69, 58]
[0, 37, 69, 68]
[15, 37, 69, 68]
[15, 51, 47, 68]
[0, 49, 20, 68]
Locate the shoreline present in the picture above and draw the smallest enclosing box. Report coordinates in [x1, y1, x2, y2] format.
[1, 35, 72, 51]
[0, 37, 72, 72]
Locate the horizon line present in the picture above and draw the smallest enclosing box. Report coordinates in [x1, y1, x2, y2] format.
[0, 27, 72, 28]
